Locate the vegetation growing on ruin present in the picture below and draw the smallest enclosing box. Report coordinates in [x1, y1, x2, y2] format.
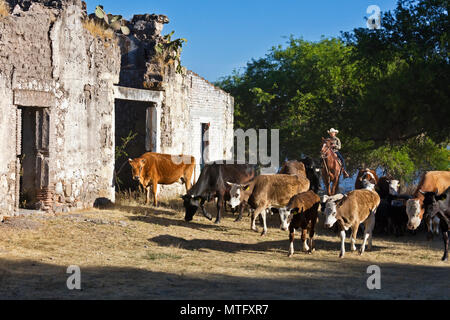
[0, 0, 10, 17]
[93, 5, 130, 36]
[154, 31, 187, 74]
[83, 18, 115, 40]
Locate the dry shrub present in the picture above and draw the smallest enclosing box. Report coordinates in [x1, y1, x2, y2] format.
[82, 19, 115, 40]
[0, 0, 10, 17]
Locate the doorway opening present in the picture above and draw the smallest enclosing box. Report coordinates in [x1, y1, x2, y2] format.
[19, 107, 50, 209]
[114, 99, 154, 191]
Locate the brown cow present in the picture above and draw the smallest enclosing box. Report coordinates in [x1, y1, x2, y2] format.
[279, 160, 307, 176]
[228, 174, 310, 236]
[323, 189, 380, 258]
[129, 152, 196, 206]
[355, 168, 378, 190]
[406, 171, 450, 230]
[278, 191, 321, 257]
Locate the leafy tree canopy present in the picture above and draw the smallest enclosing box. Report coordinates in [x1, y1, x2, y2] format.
[216, 0, 449, 183]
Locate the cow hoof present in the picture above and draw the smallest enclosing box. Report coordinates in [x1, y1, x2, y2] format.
[234, 217, 242, 222]
[442, 256, 448, 262]
[359, 250, 365, 256]
[252, 228, 259, 233]
[261, 231, 267, 236]
[307, 251, 313, 255]
[288, 253, 293, 258]
[214, 220, 221, 225]
[339, 254, 345, 259]
[205, 215, 213, 221]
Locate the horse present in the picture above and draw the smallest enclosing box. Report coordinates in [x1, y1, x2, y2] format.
[321, 137, 343, 196]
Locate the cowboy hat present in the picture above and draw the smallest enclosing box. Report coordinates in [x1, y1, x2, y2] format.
[327, 128, 339, 134]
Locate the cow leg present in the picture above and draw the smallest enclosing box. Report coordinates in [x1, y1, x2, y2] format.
[260, 208, 268, 236]
[426, 216, 434, 241]
[339, 229, 346, 259]
[367, 212, 376, 250]
[251, 206, 265, 233]
[288, 226, 295, 257]
[309, 219, 317, 253]
[215, 193, 224, 224]
[360, 215, 375, 255]
[442, 230, 449, 262]
[350, 223, 358, 252]
[152, 182, 158, 207]
[441, 218, 449, 261]
[301, 228, 310, 253]
[200, 199, 213, 221]
[235, 203, 245, 222]
[145, 186, 151, 205]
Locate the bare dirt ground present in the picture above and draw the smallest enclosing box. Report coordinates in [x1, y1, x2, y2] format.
[0, 197, 448, 300]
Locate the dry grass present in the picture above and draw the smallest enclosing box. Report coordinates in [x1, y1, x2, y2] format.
[0, 0, 10, 17]
[0, 196, 448, 300]
[82, 19, 115, 41]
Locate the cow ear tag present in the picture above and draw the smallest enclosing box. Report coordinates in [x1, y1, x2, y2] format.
[243, 185, 250, 191]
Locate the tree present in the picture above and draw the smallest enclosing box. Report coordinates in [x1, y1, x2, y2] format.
[216, 0, 449, 182]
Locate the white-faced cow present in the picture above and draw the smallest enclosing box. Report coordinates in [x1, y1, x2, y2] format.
[355, 168, 378, 190]
[277, 191, 321, 257]
[228, 174, 310, 236]
[376, 176, 400, 199]
[323, 189, 380, 258]
[406, 171, 450, 231]
[421, 187, 450, 261]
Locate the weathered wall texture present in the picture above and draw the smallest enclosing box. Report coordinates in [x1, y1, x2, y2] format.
[0, 1, 120, 215]
[0, 2, 234, 214]
[157, 68, 234, 199]
[117, 15, 234, 200]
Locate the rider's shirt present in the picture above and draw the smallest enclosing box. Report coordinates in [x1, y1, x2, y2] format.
[330, 136, 342, 152]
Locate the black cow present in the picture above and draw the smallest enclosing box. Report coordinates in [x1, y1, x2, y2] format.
[300, 157, 321, 194]
[422, 187, 450, 261]
[182, 163, 257, 224]
[374, 195, 411, 237]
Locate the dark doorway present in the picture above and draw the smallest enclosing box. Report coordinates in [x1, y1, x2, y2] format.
[114, 99, 153, 191]
[201, 123, 210, 170]
[19, 107, 50, 209]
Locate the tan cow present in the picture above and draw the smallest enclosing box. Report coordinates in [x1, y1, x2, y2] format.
[129, 152, 196, 206]
[406, 171, 450, 230]
[228, 174, 310, 236]
[323, 189, 380, 258]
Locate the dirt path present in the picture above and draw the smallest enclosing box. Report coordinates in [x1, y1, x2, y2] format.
[0, 200, 448, 300]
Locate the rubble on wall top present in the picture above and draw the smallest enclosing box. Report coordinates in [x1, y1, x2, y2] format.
[5, 0, 82, 11]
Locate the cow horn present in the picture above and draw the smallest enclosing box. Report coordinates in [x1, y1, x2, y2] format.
[419, 190, 426, 195]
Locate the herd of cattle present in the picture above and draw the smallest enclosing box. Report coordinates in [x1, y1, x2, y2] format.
[128, 152, 450, 261]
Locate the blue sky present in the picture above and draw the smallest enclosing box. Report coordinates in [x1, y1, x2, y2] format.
[86, 0, 398, 82]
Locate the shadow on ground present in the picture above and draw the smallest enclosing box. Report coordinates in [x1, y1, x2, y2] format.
[0, 258, 448, 300]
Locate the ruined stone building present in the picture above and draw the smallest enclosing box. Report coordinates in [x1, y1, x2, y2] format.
[0, 0, 234, 216]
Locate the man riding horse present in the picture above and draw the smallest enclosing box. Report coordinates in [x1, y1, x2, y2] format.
[321, 128, 350, 195]
[327, 128, 350, 179]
